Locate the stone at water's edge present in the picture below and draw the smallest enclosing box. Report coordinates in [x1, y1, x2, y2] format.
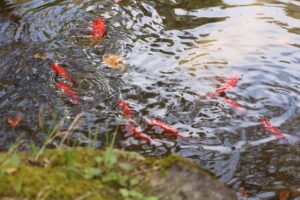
[150, 156, 237, 200]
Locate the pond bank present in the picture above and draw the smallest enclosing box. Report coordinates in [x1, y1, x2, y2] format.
[0, 147, 236, 200]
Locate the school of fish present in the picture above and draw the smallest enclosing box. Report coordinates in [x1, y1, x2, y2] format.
[6, 7, 291, 145]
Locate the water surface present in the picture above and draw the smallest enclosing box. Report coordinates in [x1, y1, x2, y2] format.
[0, 0, 300, 198]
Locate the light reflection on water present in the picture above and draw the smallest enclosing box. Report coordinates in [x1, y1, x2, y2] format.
[0, 0, 300, 198]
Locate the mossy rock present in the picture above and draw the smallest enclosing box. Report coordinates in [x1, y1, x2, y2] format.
[149, 155, 237, 200]
[0, 148, 236, 200]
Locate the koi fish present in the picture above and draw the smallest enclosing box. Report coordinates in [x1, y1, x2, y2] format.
[278, 38, 290, 45]
[118, 99, 132, 119]
[261, 118, 287, 141]
[222, 97, 246, 112]
[147, 119, 180, 137]
[55, 82, 79, 103]
[207, 75, 240, 98]
[91, 18, 106, 44]
[7, 116, 21, 128]
[50, 63, 76, 85]
[125, 124, 152, 142]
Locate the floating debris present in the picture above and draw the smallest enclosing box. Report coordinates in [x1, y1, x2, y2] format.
[7, 115, 21, 128]
[103, 53, 125, 70]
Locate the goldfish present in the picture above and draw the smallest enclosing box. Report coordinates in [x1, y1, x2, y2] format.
[125, 124, 152, 142]
[50, 63, 76, 85]
[118, 99, 132, 119]
[261, 118, 287, 141]
[91, 18, 106, 44]
[55, 82, 79, 103]
[147, 119, 180, 137]
[207, 75, 240, 98]
[278, 38, 290, 45]
[222, 97, 246, 112]
[7, 116, 21, 128]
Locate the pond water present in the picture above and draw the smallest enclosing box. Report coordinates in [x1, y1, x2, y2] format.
[0, 0, 300, 198]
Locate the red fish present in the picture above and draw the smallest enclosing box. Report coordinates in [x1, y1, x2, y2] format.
[91, 18, 106, 44]
[50, 63, 76, 85]
[222, 97, 246, 112]
[147, 119, 180, 137]
[125, 124, 152, 142]
[118, 99, 132, 119]
[8, 116, 21, 128]
[207, 75, 240, 98]
[261, 118, 287, 141]
[55, 82, 79, 103]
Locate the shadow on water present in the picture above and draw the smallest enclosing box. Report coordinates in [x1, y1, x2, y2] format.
[0, 0, 300, 198]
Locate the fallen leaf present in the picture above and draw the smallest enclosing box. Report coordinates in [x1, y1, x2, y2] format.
[8, 116, 21, 128]
[33, 52, 48, 60]
[279, 188, 290, 200]
[102, 53, 125, 70]
[6, 168, 18, 174]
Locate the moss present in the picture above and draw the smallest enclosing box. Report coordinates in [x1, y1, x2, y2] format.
[0, 148, 236, 200]
[0, 148, 154, 200]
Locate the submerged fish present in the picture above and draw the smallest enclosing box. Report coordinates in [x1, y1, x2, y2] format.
[50, 63, 76, 85]
[91, 17, 106, 44]
[7, 116, 21, 128]
[55, 82, 79, 103]
[147, 119, 180, 137]
[222, 97, 247, 113]
[261, 118, 287, 141]
[118, 99, 132, 119]
[207, 75, 240, 98]
[125, 124, 152, 142]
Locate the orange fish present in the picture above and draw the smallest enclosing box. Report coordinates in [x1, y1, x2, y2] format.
[261, 118, 287, 141]
[147, 119, 180, 137]
[207, 75, 240, 98]
[125, 124, 152, 142]
[278, 38, 290, 45]
[50, 63, 76, 85]
[8, 116, 21, 128]
[118, 99, 132, 119]
[91, 18, 106, 44]
[222, 97, 246, 112]
[55, 82, 79, 103]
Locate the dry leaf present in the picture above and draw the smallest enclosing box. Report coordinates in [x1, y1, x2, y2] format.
[6, 168, 18, 174]
[279, 188, 290, 200]
[8, 116, 21, 128]
[33, 52, 48, 60]
[102, 53, 125, 70]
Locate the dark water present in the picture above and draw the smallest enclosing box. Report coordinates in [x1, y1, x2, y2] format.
[1, 0, 300, 198]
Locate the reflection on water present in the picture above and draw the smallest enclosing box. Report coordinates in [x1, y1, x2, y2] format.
[0, 0, 300, 198]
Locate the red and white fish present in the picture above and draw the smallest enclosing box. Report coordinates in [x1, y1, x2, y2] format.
[261, 118, 287, 141]
[207, 75, 240, 98]
[125, 124, 152, 142]
[118, 99, 132, 119]
[50, 63, 76, 85]
[91, 17, 106, 44]
[55, 82, 79, 103]
[147, 119, 180, 137]
[8, 116, 21, 128]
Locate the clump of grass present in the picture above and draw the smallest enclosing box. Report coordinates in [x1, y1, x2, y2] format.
[0, 112, 159, 200]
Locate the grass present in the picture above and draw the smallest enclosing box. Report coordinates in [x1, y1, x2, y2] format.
[0, 110, 159, 200]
